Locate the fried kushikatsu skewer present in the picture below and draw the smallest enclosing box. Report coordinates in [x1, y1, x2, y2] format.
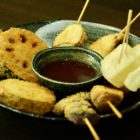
[53, 92, 100, 140]
[53, 92, 90, 115]
[90, 85, 124, 119]
[94, 10, 133, 117]
[88, 32, 124, 57]
[101, 44, 140, 89]
[88, 12, 140, 57]
[64, 100, 100, 125]
[53, 24, 88, 47]
[53, 0, 90, 47]
[101, 10, 140, 91]
[65, 100, 100, 140]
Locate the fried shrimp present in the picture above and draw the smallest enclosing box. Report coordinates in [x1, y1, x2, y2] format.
[88, 32, 124, 57]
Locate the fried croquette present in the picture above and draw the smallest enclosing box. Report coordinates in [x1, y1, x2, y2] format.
[88, 32, 124, 57]
[64, 100, 100, 125]
[0, 79, 56, 115]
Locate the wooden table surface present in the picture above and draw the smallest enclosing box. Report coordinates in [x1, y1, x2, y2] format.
[0, 0, 140, 140]
[0, 0, 139, 36]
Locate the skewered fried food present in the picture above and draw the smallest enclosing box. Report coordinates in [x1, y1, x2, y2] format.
[53, 92, 90, 115]
[53, 24, 88, 47]
[0, 79, 56, 115]
[0, 27, 48, 82]
[53, 90, 100, 138]
[101, 44, 140, 88]
[90, 85, 124, 113]
[64, 100, 100, 125]
[88, 12, 140, 57]
[88, 32, 124, 57]
[53, 0, 89, 47]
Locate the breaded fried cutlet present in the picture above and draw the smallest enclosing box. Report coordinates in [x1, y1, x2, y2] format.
[64, 100, 100, 125]
[53, 24, 87, 47]
[0, 79, 56, 115]
[0, 27, 48, 82]
[53, 92, 90, 115]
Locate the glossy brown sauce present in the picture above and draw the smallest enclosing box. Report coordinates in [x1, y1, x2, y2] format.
[40, 60, 96, 83]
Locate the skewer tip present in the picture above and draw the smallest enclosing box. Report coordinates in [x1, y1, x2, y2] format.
[107, 100, 123, 119]
[77, 0, 90, 24]
[84, 118, 100, 140]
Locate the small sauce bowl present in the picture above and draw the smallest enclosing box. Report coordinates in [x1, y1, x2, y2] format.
[32, 47, 102, 96]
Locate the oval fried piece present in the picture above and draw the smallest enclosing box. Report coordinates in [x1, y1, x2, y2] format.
[0, 79, 56, 115]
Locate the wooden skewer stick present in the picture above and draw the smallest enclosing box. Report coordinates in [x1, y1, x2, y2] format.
[120, 12, 140, 34]
[107, 100, 122, 119]
[77, 0, 90, 24]
[84, 118, 100, 140]
[126, 10, 133, 46]
[123, 10, 133, 44]
[119, 9, 133, 62]
[122, 10, 133, 55]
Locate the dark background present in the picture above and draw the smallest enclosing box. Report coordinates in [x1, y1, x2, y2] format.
[0, 0, 140, 140]
[0, 0, 139, 36]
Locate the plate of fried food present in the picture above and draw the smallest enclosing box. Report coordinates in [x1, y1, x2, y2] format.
[0, 17, 140, 130]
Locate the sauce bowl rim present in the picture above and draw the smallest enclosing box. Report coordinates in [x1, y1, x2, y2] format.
[32, 46, 103, 85]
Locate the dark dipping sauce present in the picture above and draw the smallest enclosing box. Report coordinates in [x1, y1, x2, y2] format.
[40, 60, 96, 83]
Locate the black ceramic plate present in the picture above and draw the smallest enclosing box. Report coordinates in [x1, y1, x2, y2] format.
[1, 20, 140, 123]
